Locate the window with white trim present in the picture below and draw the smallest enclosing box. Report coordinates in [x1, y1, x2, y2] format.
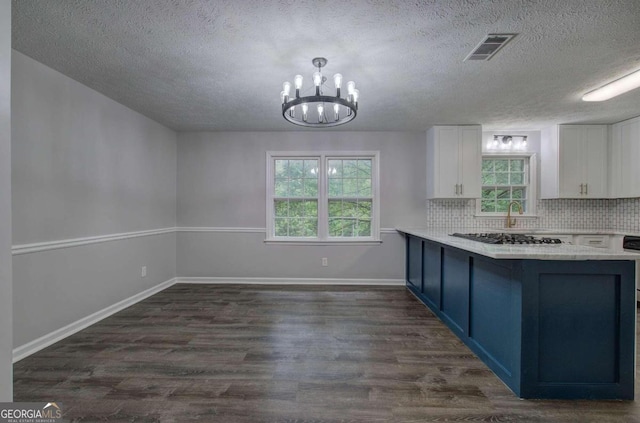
[476, 154, 537, 215]
[267, 151, 380, 242]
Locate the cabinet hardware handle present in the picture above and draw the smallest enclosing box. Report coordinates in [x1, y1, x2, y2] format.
[455, 184, 458, 195]
[585, 183, 588, 195]
[460, 184, 463, 195]
[580, 183, 584, 195]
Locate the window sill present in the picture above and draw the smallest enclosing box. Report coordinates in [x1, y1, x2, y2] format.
[264, 238, 382, 246]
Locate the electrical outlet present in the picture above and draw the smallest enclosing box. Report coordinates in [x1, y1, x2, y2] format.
[321, 257, 328, 267]
[141, 266, 147, 277]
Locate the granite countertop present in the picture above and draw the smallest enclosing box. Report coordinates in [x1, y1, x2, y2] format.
[396, 228, 640, 261]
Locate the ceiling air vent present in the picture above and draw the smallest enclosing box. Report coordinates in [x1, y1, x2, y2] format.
[464, 34, 516, 61]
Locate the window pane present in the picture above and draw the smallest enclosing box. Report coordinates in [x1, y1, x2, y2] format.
[510, 160, 524, 172]
[495, 173, 509, 185]
[358, 178, 372, 197]
[358, 159, 372, 178]
[304, 179, 318, 196]
[289, 178, 303, 196]
[275, 218, 288, 236]
[343, 160, 358, 178]
[275, 179, 288, 197]
[481, 189, 495, 199]
[512, 188, 525, 199]
[328, 179, 342, 197]
[357, 200, 372, 219]
[510, 172, 524, 184]
[304, 200, 318, 217]
[481, 200, 495, 212]
[328, 160, 342, 178]
[357, 220, 371, 237]
[343, 179, 358, 196]
[496, 199, 510, 211]
[304, 160, 318, 177]
[482, 160, 494, 172]
[274, 200, 288, 217]
[482, 173, 496, 185]
[275, 160, 288, 178]
[289, 200, 304, 217]
[342, 219, 356, 236]
[289, 218, 304, 236]
[289, 160, 304, 178]
[303, 218, 318, 237]
[329, 218, 342, 236]
[495, 160, 509, 172]
[519, 200, 527, 211]
[328, 200, 342, 217]
[496, 189, 510, 199]
[343, 200, 357, 218]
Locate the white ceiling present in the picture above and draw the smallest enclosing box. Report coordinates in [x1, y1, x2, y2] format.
[11, 0, 640, 132]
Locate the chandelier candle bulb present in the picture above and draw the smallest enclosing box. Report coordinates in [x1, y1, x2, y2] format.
[333, 73, 342, 97]
[283, 81, 291, 98]
[333, 103, 340, 120]
[294, 75, 303, 98]
[317, 104, 324, 122]
[302, 103, 308, 122]
[347, 81, 356, 95]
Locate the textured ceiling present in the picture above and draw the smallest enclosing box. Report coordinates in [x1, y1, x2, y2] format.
[11, 0, 640, 131]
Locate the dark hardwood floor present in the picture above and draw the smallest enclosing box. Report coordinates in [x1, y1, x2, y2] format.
[13, 284, 640, 422]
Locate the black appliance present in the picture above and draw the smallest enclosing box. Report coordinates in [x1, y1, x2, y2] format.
[451, 232, 563, 245]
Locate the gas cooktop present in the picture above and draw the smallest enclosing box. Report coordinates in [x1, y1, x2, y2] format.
[451, 232, 563, 245]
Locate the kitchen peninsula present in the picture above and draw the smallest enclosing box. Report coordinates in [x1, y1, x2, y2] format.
[398, 228, 638, 400]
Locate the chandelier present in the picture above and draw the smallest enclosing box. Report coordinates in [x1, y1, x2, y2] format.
[280, 57, 359, 128]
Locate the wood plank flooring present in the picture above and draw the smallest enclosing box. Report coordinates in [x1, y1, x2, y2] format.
[13, 284, 640, 422]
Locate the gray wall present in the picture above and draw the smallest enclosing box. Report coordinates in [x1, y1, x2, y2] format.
[0, 0, 12, 400]
[177, 131, 425, 280]
[12, 52, 177, 348]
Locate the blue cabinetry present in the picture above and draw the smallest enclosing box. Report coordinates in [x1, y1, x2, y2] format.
[404, 234, 635, 400]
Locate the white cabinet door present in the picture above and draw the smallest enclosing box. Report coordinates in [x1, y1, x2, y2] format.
[458, 126, 482, 198]
[427, 125, 481, 199]
[434, 126, 460, 198]
[545, 125, 608, 199]
[583, 126, 608, 198]
[609, 117, 640, 198]
[558, 126, 585, 198]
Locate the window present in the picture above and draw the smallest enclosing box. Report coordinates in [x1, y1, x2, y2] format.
[477, 154, 537, 215]
[267, 151, 380, 243]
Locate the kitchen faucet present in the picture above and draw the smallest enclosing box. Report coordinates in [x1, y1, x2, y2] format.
[506, 200, 523, 228]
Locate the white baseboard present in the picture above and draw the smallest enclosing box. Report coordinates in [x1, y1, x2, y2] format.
[12, 277, 177, 363]
[177, 277, 405, 286]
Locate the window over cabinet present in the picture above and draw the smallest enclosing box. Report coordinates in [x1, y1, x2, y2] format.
[266, 151, 380, 243]
[476, 154, 537, 216]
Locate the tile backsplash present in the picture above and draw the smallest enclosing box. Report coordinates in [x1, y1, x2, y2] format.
[426, 198, 640, 233]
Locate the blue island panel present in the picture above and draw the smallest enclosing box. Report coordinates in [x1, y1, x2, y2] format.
[468, 257, 521, 391]
[520, 260, 635, 399]
[407, 236, 423, 292]
[422, 241, 441, 310]
[441, 248, 469, 335]
[538, 273, 618, 384]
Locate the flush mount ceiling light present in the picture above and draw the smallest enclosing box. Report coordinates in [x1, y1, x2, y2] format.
[281, 57, 358, 128]
[582, 68, 640, 101]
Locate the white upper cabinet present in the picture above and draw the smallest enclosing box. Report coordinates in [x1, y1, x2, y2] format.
[540, 125, 608, 199]
[610, 116, 640, 198]
[426, 125, 481, 199]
